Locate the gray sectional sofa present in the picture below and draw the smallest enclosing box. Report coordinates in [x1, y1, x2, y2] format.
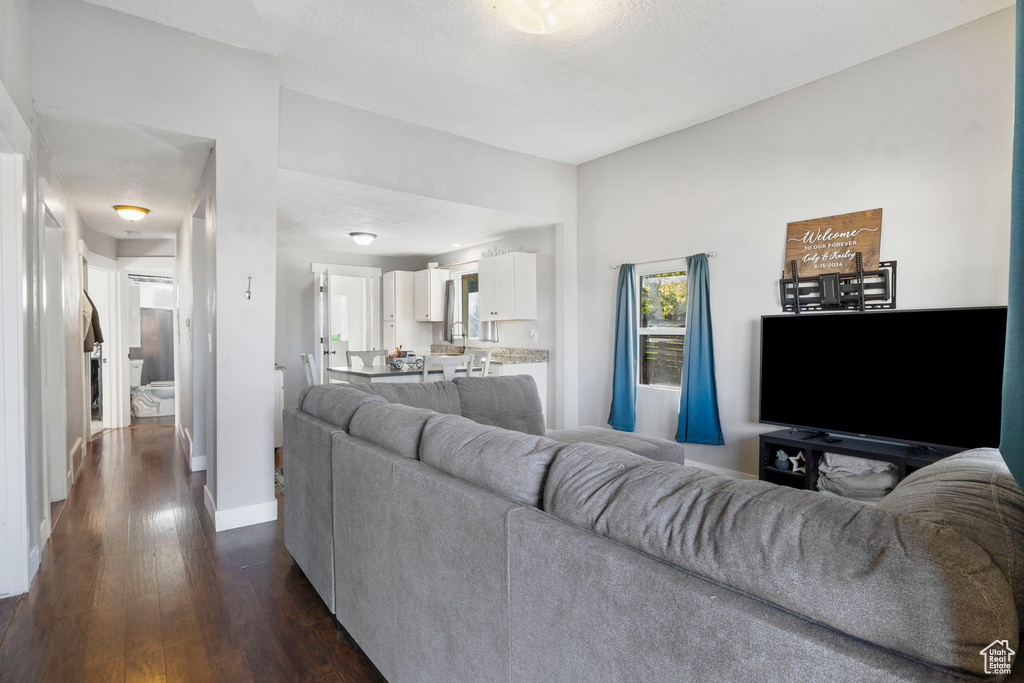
[283, 375, 1024, 681]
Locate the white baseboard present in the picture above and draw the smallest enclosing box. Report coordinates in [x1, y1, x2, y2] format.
[177, 426, 206, 471]
[67, 437, 82, 491]
[27, 544, 40, 585]
[687, 460, 757, 480]
[203, 484, 277, 532]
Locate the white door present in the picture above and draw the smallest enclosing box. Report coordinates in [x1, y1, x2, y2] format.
[88, 265, 114, 431]
[313, 271, 327, 382]
[478, 258, 497, 321]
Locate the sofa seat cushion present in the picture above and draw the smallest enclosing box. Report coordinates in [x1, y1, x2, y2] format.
[420, 414, 562, 507]
[348, 381, 462, 415]
[349, 402, 438, 460]
[298, 384, 387, 430]
[878, 448, 1024, 629]
[546, 426, 685, 465]
[543, 446, 1017, 675]
[453, 375, 546, 436]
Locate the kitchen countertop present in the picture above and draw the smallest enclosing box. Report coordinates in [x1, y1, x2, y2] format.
[429, 345, 548, 365]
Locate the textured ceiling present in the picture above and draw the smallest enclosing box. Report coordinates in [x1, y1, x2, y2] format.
[82, 0, 1011, 163]
[278, 169, 550, 257]
[38, 109, 213, 239]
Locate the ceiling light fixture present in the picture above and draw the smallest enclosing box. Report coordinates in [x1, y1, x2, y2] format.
[491, 0, 591, 34]
[451, 243, 462, 248]
[113, 205, 149, 222]
[349, 232, 377, 246]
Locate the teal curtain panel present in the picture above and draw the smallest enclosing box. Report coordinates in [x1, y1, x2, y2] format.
[1003, 7, 1024, 488]
[609, 264, 638, 432]
[676, 253, 724, 445]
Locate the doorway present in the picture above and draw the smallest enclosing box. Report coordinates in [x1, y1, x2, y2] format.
[128, 274, 176, 425]
[87, 262, 115, 434]
[314, 268, 381, 384]
[40, 202, 69, 516]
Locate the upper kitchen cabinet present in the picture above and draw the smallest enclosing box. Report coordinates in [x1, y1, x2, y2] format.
[414, 268, 449, 322]
[479, 252, 537, 321]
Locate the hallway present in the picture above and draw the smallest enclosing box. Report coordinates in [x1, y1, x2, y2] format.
[0, 427, 384, 682]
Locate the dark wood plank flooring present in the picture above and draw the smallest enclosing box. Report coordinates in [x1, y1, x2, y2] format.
[0, 426, 385, 683]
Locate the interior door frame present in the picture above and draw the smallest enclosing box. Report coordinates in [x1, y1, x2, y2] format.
[311, 262, 382, 382]
[116, 257, 175, 428]
[0, 89, 32, 597]
[87, 254, 117, 431]
[39, 181, 69, 512]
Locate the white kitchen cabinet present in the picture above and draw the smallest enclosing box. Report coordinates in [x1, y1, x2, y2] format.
[414, 268, 449, 322]
[479, 252, 537, 321]
[382, 271, 431, 354]
[383, 271, 397, 321]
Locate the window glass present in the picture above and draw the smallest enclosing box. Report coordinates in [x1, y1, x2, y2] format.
[638, 269, 686, 388]
[640, 271, 687, 328]
[641, 335, 686, 388]
[460, 273, 480, 339]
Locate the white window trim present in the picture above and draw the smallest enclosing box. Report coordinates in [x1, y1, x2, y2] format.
[448, 264, 481, 340]
[636, 259, 687, 392]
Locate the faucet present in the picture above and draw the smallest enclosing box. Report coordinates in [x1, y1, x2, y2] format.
[450, 321, 467, 349]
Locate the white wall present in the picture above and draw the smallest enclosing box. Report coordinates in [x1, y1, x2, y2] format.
[280, 89, 579, 426]
[0, 0, 32, 127]
[576, 10, 1014, 476]
[36, 143, 90, 484]
[34, 0, 280, 519]
[82, 226, 116, 260]
[118, 239, 175, 258]
[275, 246, 421, 409]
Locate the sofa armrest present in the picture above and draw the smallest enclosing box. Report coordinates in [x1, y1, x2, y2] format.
[283, 408, 342, 613]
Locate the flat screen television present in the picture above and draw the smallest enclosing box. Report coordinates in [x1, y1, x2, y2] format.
[759, 307, 1007, 450]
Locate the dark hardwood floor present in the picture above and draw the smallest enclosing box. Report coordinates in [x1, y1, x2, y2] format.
[0, 426, 386, 682]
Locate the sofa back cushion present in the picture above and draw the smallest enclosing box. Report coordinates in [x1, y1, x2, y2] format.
[347, 381, 462, 415]
[298, 384, 387, 430]
[878, 448, 1024, 629]
[349, 402, 437, 459]
[543, 447, 1017, 675]
[453, 375, 546, 436]
[420, 414, 561, 507]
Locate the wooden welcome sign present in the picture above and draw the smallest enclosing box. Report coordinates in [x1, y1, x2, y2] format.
[785, 209, 882, 277]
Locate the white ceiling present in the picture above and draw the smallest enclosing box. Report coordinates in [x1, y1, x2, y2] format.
[83, 0, 1011, 164]
[278, 169, 550, 257]
[37, 108, 213, 239]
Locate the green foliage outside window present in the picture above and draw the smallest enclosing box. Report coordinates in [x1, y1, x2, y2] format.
[640, 271, 687, 328]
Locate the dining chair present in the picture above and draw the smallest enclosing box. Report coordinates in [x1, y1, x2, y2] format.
[478, 349, 493, 377]
[422, 354, 474, 382]
[346, 349, 387, 368]
[300, 353, 318, 386]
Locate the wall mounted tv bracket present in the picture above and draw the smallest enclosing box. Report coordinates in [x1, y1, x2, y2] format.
[779, 252, 896, 313]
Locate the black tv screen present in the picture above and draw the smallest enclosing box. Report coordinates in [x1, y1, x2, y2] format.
[759, 307, 1007, 450]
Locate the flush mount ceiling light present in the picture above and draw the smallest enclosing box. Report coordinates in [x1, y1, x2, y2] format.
[349, 232, 377, 246]
[491, 0, 591, 34]
[113, 205, 149, 222]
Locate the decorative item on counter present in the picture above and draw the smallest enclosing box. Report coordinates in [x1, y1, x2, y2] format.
[385, 346, 424, 370]
[773, 450, 790, 470]
[788, 450, 806, 474]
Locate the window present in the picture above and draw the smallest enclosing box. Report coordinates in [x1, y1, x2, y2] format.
[639, 269, 687, 388]
[459, 272, 480, 339]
